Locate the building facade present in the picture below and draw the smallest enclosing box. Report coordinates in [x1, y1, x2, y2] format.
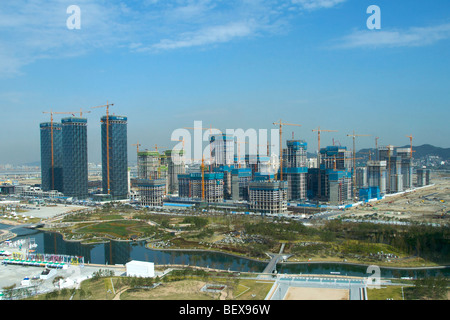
[178, 172, 224, 203]
[210, 134, 234, 168]
[40, 122, 63, 192]
[249, 178, 287, 214]
[61, 117, 88, 199]
[367, 160, 387, 195]
[282, 140, 308, 201]
[165, 149, 185, 195]
[136, 178, 166, 207]
[101, 115, 128, 199]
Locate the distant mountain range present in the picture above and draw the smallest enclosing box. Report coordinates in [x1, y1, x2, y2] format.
[358, 144, 450, 160]
[305, 144, 450, 160]
[16, 144, 450, 167]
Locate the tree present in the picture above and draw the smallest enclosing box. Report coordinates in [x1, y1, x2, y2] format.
[409, 275, 449, 300]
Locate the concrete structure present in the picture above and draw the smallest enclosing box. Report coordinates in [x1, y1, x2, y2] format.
[210, 134, 234, 167]
[307, 146, 353, 204]
[416, 168, 431, 187]
[320, 146, 352, 171]
[40, 122, 64, 193]
[231, 168, 252, 201]
[14, 185, 63, 198]
[378, 146, 403, 193]
[136, 178, 166, 207]
[126, 260, 155, 278]
[367, 160, 387, 195]
[397, 148, 413, 190]
[178, 172, 224, 203]
[101, 115, 128, 199]
[249, 177, 287, 214]
[165, 149, 185, 194]
[61, 117, 88, 199]
[137, 150, 162, 180]
[327, 169, 353, 205]
[282, 140, 308, 201]
[214, 165, 233, 199]
[356, 167, 368, 189]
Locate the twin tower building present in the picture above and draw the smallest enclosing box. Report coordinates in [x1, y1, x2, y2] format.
[40, 115, 128, 200]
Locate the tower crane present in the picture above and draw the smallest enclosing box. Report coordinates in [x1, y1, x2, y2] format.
[91, 101, 114, 194]
[374, 137, 380, 160]
[347, 131, 371, 199]
[66, 108, 91, 117]
[312, 127, 338, 198]
[132, 141, 141, 153]
[184, 125, 219, 172]
[42, 110, 79, 190]
[273, 119, 301, 181]
[406, 135, 414, 159]
[257, 143, 276, 157]
[382, 144, 400, 193]
[235, 140, 248, 169]
[189, 157, 206, 201]
[152, 144, 167, 179]
[171, 138, 186, 165]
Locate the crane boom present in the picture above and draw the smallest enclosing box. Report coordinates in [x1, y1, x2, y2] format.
[312, 127, 338, 198]
[91, 101, 114, 194]
[347, 130, 371, 200]
[406, 135, 413, 159]
[42, 110, 80, 190]
[273, 119, 301, 181]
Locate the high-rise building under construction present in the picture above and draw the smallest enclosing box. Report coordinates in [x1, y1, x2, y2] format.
[165, 149, 185, 194]
[101, 115, 128, 199]
[61, 117, 88, 199]
[210, 134, 234, 167]
[282, 140, 308, 201]
[40, 122, 63, 192]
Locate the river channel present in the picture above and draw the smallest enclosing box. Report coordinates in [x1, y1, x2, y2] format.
[1, 224, 448, 278]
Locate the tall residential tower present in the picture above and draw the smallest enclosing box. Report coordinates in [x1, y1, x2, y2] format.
[40, 122, 63, 192]
[61, 117, 88, 199]
[101, 115, 128, 199]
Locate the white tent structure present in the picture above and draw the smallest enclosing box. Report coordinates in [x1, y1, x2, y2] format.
[126, 260, 155, 278]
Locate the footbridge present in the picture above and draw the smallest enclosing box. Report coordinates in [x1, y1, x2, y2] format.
[261, 243, 292, 275]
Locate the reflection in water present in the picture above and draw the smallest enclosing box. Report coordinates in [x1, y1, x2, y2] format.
[5, 224, 449, 277]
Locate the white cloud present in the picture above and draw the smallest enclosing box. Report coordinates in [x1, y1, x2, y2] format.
[148, 20, 256, 51]
[0, 0, 349, 76]
[335, 23, 450, 49]
[291, 0, 347, 10]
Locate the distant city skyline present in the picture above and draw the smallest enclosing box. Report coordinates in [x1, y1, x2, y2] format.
[1, 0, 449, 165]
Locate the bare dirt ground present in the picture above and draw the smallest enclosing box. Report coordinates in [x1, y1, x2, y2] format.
[345, 174, 450, 224]
[284, 287, 349, 300]
[119, 280, 224, 300]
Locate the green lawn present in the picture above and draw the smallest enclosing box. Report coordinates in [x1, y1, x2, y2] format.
[367, 286, 405, 300]
[76, 220, 157, 238]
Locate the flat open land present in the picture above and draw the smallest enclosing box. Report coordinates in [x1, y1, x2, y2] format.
[344, 175, 450, 224]
[120, 280, 217, 300]
[284, 287, 349, 300]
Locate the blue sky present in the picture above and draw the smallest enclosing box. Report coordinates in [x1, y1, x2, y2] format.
[0, 0, 449, 165]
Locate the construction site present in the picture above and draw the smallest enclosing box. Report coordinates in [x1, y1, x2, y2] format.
[342, 172, 450, 224]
